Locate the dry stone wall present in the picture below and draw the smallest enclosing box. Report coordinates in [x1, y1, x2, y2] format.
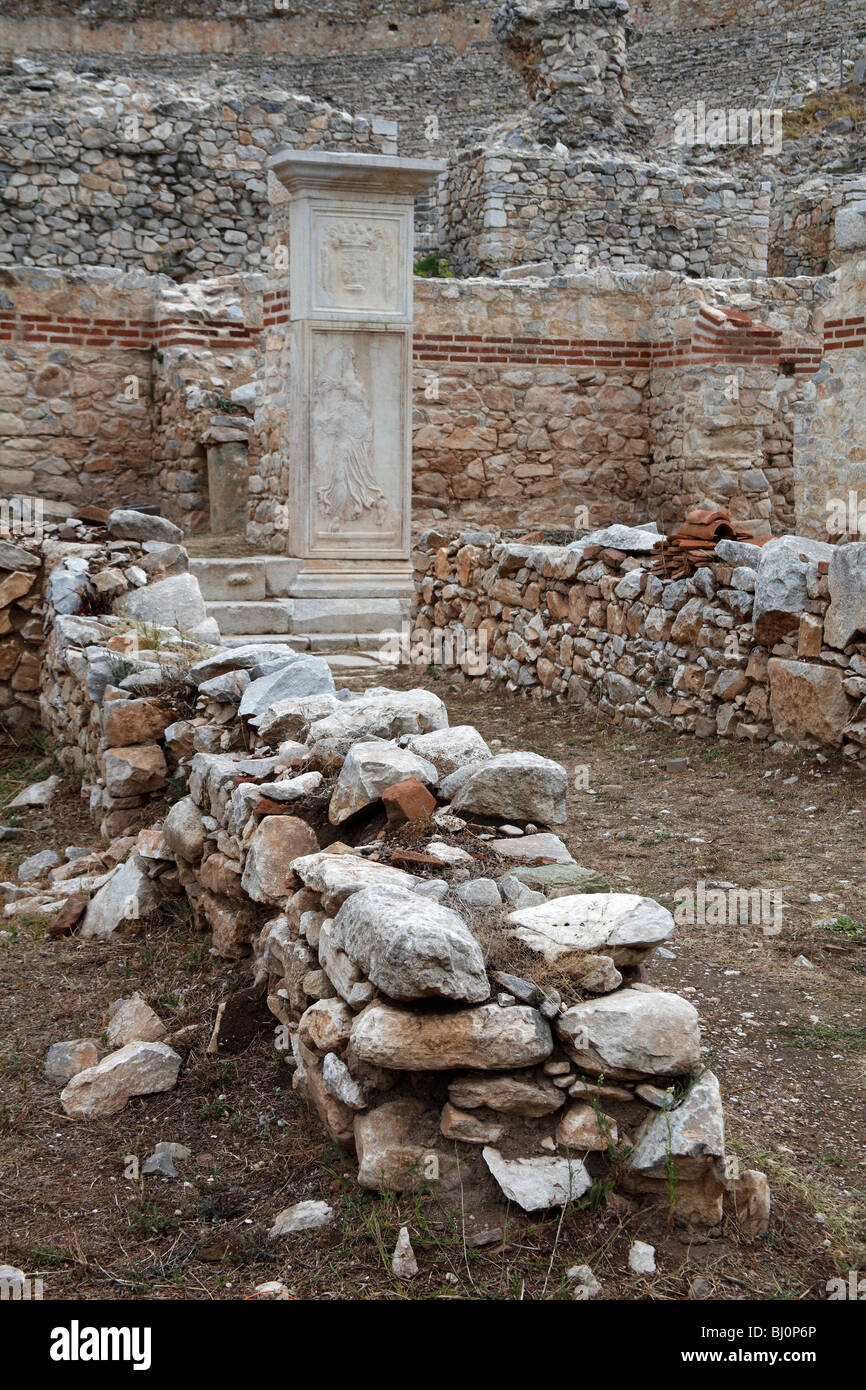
[0, 68, 394, 279]
[440, 145, 773, 280]
[412, 525, 866, 757]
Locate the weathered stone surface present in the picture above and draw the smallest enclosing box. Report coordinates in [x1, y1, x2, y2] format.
[628, 1070, 724, 1179]
[354, 1100, 442, 1191]
[241, 816, 319, 904]
[506, 893, 674, 966]
[18, 849, 61, 883]
[9, 774, 60, 808]
[102, 698, 172, 747]
[268, 1201, 333, 1237]
[753, 536, 834, 642]
[190, 643, 300, 684]
[824, 542, 866, 649]
[455, 877, 502, 910]
[448, 1070, 564, 1116]
[402, 725, 491, 776]
[108, 509, 183, 544]
[331, 884, 489, 1003]
[298, 998, 355, 1054]
[490, 832, 575, 864]
[106, 994, 166, 1048]
[79, 858, 158, 938]
[162, 796, 205, 862]
[729, 1168, 771, 1238]
[239, 656, 336, 723]
[103, 742, 167, 797]
[322, 1052, 366, 1110]
[60, 1040, 181, 1118]
[451, 752, 568, 825]
[44, 1039, 100, 1083]
[256, 693, 342, 742]
[351, 1002, 552, 1071]
[482, 1147, 591, 1210]
[391, 1226, 418, 1279]
[328, 742, 439, 825]
[306, 689, 448, 753]
[119, 572, 208, 633]
[290, 850, 419, 913]
[768, 660, 853, 748]
[556, 1102, 617, 1151]
[557, 990, 701, 1079]
[440, 1103, 504, 1145]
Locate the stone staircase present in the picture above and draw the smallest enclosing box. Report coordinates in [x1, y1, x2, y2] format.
[190, 555, 410, 675]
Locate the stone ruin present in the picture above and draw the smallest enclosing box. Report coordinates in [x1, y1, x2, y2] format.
[1, 511, 768, 1241]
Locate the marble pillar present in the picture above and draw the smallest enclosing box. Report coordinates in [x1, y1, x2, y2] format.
[268, 149, 444, 602]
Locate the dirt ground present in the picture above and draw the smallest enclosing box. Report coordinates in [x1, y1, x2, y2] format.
[1, 671, 864, 1302]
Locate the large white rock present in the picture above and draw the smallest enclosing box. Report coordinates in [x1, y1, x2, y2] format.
[628, 1070, 725, 1179]
[79, 858, 158, 938]
[328, 741, 439, 824]
[331, 884, 489, 1002]
[305, 688, 448, 754]
[162, 796, 205, 862]
[506, 893, 674, 966]
[350, 1001, 553, 1071]
[571, 524, 661, 555]
[753, 535, 835, 642]
[402, 725, 490, 776]
[257, 693, 342, 742]
[239, 656, 335, 723]
[190, 643, 300, 683]
[824, 541, 866, 649]
[119, 572, 208, 634]
[482, 1147, 591, 1211]
[60, 1041, 181, 1117]
[556, 990, 701, 1079]
[290, 850, 420, 913]
[491, 832, 574, 864]
[450, 751, 568, 825]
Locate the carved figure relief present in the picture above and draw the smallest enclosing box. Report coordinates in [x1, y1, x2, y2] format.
[312, 342, 391, 534]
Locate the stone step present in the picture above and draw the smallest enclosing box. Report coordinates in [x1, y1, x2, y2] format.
[215, 631, 394, 652]
[204, 594, 409, 637]
[205, 600, 293, 635]
[190, 556, 300, 600]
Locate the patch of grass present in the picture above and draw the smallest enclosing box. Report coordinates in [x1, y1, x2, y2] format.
[776, 1021, 866, 1051]
[783, 86, 865, 140]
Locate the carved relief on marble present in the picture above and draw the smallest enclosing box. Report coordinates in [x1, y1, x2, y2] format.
[306, 329, 405, 554]
[312, 212, 402, 316]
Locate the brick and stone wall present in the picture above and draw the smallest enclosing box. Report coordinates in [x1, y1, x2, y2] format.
[3, 262, 835, 546]
[794, 255, 866, 541]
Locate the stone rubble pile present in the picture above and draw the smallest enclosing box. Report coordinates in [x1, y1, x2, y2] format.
[413, 525, 866, 755]
[8, 517, 769, 1238]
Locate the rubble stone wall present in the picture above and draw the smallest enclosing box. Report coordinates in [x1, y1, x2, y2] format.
[412, 528, 866, 757]
[439, 147, 773, 280]
[0, 70, 395, 279]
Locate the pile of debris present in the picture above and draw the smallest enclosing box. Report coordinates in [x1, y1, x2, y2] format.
[651, 509, 771, 579]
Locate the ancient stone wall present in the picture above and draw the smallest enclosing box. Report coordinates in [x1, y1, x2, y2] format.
[0, 69, 395, 279]
[4, 263, 834, 546]
[413, 526, 866, 757]
[794, 255, 866, 541]
[440, 146, 773, 279]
